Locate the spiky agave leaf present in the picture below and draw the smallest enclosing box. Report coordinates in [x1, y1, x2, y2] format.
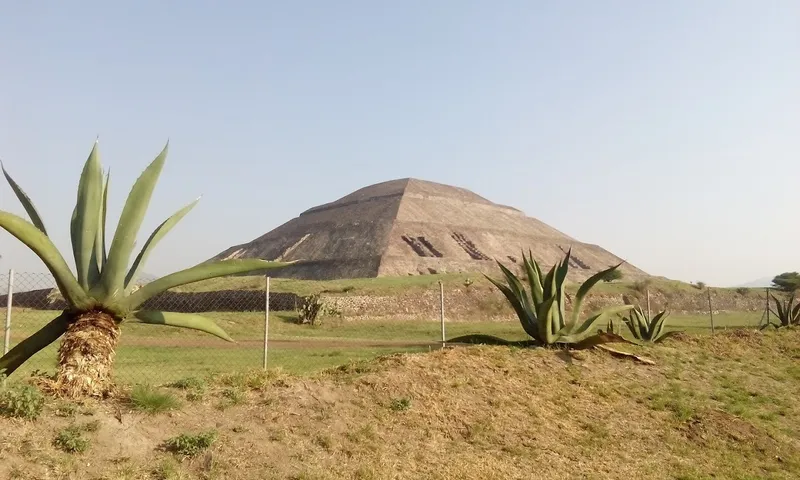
[0, 312, 70, 376]
[0, 211, 91, 309]
[623, 306, 648, 341]
[125, 196, 201, 293]
[133, 311, 234, 342]
[123, 258, 292, 313]
[556, 305, 635, 344]
[537, 295, 561, 344]
[1, 162, 48, 235]
[649, 310, 671, 341]
[487, 250, 638, 347]
[770, 294, 800, 327]
[538, 262, 567, 335]
[484, 268, 540, 340]
[523, 250, 545, 305]
[769, 294, 789, 327]
[555, 248, 571, 288]
[98, 143, 168, 301]
[541, 263, 557, 302]
[572, 263, 623, 325]
[93, 170, 110, 273]
[70, 142, 104, 290]
[792, 299, 800, 325]
[622, 306, 678, 343]
[496, 262, 536, 320]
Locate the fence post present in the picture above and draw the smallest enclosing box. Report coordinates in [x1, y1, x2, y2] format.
[263, 276, 270, 370]
[765, 287, 770, 327]
[439, 281, 445, 347]
[707, 288, 715, 334]
[3, 270, 14, 356]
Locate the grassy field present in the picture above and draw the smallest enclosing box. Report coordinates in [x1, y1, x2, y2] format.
[2, 329, 799, 479]
[3, 306, 766, 386]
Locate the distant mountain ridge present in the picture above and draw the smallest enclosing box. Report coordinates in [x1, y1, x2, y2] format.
[736, 277, 773, 288]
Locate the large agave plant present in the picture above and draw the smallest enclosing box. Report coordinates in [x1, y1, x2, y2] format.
[620, 306, 681, 343]
[0, 141, 288, 398]
[767, 293, 800, 328]
[485, 249, 633, 346]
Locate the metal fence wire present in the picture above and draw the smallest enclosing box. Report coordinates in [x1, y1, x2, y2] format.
[0, 271, 766, 386]
[0, 271, 438, 386]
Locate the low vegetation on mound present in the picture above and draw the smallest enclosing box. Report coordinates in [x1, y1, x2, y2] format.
[1, 329, 799, 480]
[171, 271, 757, 298]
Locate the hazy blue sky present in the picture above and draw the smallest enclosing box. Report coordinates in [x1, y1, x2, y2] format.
[1, 1, 798, 287]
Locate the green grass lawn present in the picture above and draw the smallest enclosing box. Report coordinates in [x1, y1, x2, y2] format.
[2, 307, 767, 386]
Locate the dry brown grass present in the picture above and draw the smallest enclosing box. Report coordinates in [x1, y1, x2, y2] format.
[2, 329, 800, 479]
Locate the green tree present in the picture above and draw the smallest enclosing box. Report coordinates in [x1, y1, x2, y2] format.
[772, 272, 800, 293]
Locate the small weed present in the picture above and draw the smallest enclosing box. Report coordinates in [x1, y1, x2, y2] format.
[333, 360, 375, 375]
[221, 387, 246, 405]
[82, 419, 101, 433]
[53, 402, 78, 418]
[169, 376, 207, 402]
[0, 380, 45, 420]
[311, 351, 344, 358]
[53, 425, 90, 453]
[129, 384, 180, 414]
[164, 430, 217, 456]
[169, 376, 207, 392]
[151, 457, 183, 480]
[217, 370, 278, 390]
[389, 397, 411, 412]
[186, 391, 204, 402]
[314, 433, 334, 451]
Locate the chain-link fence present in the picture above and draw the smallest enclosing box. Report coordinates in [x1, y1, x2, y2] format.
[1, 271, 768, 386]
[0, 271, 444, 386]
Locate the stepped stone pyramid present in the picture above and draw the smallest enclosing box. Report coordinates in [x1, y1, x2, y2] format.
[211, 178, 648, 281]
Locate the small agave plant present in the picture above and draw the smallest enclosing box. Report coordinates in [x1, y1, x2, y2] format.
[485, 249, 634, 346]
[620, 306, 681, 343]
[766, 293, 800, 328]
[0, 141, 288, 398]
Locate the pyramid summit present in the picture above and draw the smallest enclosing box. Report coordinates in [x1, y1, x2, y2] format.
[212, 178, 648, 280]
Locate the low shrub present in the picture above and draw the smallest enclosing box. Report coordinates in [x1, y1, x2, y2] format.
[0, 380, 45, 420]
[632, 279, 653, 294]
[129, 384, 181, 414]
[164, 430, 217, 456]
[390, 397, 412, 412]
[53, 426, 90, 453]
[169, 376, 207, 391]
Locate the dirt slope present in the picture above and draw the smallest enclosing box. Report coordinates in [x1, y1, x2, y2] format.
[2, 330, 799, 479]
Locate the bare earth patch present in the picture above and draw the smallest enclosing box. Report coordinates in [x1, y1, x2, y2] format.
[2, 329, 800, 479]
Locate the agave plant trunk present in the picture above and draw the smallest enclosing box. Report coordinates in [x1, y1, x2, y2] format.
[54, 310, 121, 398]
